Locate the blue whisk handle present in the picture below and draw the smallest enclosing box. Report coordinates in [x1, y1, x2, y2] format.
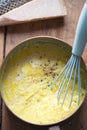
[72, 1, 87, 56]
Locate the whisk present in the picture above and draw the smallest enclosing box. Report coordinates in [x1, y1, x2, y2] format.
[51, 1, 87, 108]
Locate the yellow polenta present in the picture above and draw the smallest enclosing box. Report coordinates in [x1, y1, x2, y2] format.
[1, 43, 85, 125]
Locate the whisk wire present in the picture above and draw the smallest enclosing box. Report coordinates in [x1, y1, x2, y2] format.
[50, 55, 74, 89]
[78, 57, 81, 104]
[69, 57, 78, 107]
[57, 55, 75, 104]
[50, 55, 82, 107]
[61, 55, 77, 107]
[57, 55, 77, 106]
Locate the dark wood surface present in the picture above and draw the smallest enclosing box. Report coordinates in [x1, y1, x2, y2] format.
[0, 0, 87, 130]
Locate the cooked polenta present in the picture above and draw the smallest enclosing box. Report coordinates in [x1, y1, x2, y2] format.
[1, 43, 85, 125]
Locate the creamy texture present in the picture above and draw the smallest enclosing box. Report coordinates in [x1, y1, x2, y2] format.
[2, 43, 85, 125]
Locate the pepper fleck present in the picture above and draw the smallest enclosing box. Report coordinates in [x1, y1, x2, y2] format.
[56, 63, 58, 66]
[48, 60, 50, 62]
[50, 68, 54, 71]
[36, 45, 39, 48]
[40, 56, 42, 59]
[52, 73, 56, 78]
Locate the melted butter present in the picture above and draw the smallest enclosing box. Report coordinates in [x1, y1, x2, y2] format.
[2, 43, 85, 125]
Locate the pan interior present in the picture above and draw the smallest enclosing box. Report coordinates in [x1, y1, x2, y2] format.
[0, 37, 87, 125]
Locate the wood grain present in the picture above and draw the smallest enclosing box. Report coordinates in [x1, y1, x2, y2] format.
[1, 0, 87, 130]
[0, 27, 4, 130]
[0, 27, 4, 66]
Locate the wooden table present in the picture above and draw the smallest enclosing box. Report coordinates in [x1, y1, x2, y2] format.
[0, 0, 87, 130]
